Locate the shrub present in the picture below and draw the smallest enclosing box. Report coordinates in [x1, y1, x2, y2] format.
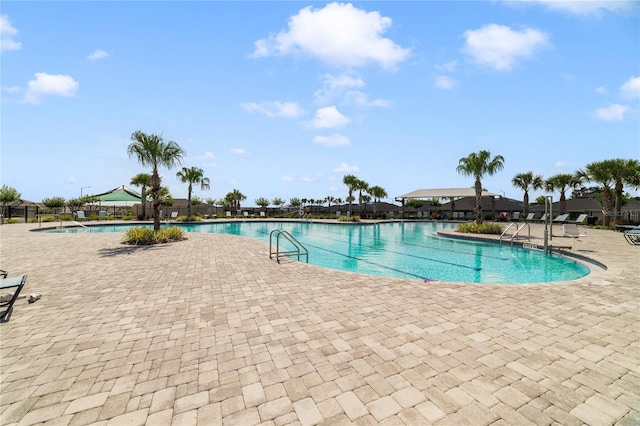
[338, 215, 361, 222]
[123, 226, 186, 245]
[456, 223, 503, 234]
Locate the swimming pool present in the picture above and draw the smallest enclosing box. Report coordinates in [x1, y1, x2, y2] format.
[44, 221, 590, 283]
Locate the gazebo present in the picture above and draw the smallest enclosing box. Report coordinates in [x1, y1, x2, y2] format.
[396, 188, 499, 219]
[88, 185, 142, 215]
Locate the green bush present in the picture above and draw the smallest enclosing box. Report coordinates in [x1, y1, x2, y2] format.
[456, 223, 503, 234]
[338, 215, 361, 222]
[122, 226, 186, 245]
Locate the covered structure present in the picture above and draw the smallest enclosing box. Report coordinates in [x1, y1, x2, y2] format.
[396, 188, 501, 220]
[87, 185, 142, 216]
[396, 187, 497, 201]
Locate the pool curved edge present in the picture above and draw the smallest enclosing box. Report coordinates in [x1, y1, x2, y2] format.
[435, 229, 607, 273]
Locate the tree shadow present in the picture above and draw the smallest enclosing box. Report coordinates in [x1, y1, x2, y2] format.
[97, 244, 164, 257]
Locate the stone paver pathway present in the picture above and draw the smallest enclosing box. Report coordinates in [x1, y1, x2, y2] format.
[1, 221, 638, 425]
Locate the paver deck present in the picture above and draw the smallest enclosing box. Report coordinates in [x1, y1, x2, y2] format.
[1, 221, 638, 425]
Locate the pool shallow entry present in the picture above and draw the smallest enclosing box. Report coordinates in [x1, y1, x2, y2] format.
[43, 221, 590, 283]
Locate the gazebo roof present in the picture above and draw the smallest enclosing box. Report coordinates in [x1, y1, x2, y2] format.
[397, 188, 497, 200]
[89, 185, 141, 207]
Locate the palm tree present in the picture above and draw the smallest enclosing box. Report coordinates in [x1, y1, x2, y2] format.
[176, 166, 210, 219]
[324, 196, 336, 215]
[545, 173, 581, 214]
[128, 130, 185, 231]
[368, 185, 388, 217]
[576, 160, 616, 226]
[354, 179, 369, 216]
[456, 150, 505, 224]
[225, 189, 246, 211]
[511, 171, 544, 217]
[608, 158, 640, 219]
[130, 173, 151, 219]
[342, 174, 358, 216]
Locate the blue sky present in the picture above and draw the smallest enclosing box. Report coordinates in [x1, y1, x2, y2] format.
[2, 1, 639, 206]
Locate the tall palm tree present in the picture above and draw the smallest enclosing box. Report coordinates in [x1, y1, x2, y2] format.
[343, 174, 359, 216]
[607, 158, 640, 219]
[354, 179, 369, 216]
[456, 150, 505, 224]
[545, 173, 581, 214]
[176, 166, 210, 219]
[128, 130, 185, 231]
[576, 160, 616, 226]
[368, 185, 388, 217]
[511, 171, 544, 216]
[130, 173, 151, 220]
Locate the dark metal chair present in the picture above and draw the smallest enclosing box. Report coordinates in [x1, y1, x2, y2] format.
[0, 274, 28, 322]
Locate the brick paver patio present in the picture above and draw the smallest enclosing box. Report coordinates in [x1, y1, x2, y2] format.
[1, 221, 638, 425]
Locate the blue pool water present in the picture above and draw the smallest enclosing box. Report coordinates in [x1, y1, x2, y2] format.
[45, 221, 590, 283]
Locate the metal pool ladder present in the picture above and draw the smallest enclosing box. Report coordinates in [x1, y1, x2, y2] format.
[269, 229, 308, 263]
[500, 222, 531, 246]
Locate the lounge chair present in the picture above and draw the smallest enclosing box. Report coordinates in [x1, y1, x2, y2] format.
[226, 211, 232, 218]
[563, 224, 587, 239]
[552, 213, 570, 223]
[569, 214, 588, 224]
[170, 211, 179, 221]
[524, 213, 535, 221]
[98, 211, 107, 220]
[535, 213, 548, 222]
[513, 212, 521, 220]
[0, 274, 27, 322]
[624, 229, 640, 245]
[75, 211, 87, 221]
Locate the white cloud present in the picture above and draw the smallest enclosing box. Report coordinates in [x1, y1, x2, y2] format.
[594, 104, 629, 121]
[194, 151, 216, 161]
[22, 72, 79, 104]
[241, 101, 305, 118]
[314, 72, 365, 104]
[435, 60, 458, 73]
[435, 75, 459, 90]
[1, 85, 21, 94]
[333, 162, 359, 172]
[462, 24, 549, 71]
[595, 86, 607, 95]
[502, 0, 636, 16]
[251, 2, 410, 69]
[301, 175, 317, 182]
[281, 176, 294, 182]
[1, 15, 21, 53]
[87, 49, 110, 61]
[231, 148, 247, 155]
[310, 106, 350, 129]
[619, 76, 640, 100]
[344, 91, 391, 107]
[313, 134, 351, 147]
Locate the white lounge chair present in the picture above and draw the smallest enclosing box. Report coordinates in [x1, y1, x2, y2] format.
[563, 224, 587, 239]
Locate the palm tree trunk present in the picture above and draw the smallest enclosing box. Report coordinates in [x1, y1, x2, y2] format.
[475, 178, 483, 224]
[187, 186, 192, 219]
[152, 171, 161, 231]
